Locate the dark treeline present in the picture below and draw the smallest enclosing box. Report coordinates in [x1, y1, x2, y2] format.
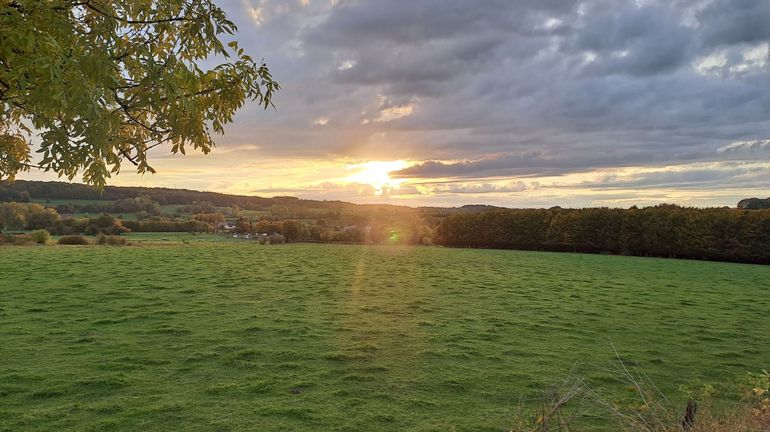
[2, 180, 324, 209]
[738, 197, 770, 209]
[0, 186, 30, 202]
[435, 205, 770, 264]
[57, 196, 161, 215]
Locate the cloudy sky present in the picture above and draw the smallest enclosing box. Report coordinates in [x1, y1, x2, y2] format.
[23, 0, 770, 207]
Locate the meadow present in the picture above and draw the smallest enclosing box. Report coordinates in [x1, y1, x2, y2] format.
[1, 243, 769, 431]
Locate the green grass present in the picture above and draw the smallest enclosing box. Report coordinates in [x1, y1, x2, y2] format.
[1, 244, 769, 431]
[123, 232, 238, 244]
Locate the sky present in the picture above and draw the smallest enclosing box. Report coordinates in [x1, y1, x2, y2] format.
[21, 0, 770, 208]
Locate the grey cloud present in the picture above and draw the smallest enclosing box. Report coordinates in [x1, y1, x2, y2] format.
[572, 4, 695, 76]
[213, 0, 770, 195]
[697, 0, 770, 47]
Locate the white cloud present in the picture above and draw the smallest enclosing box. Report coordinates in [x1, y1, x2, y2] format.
[717, 139, 770, 153]
[337, 59, 356, 70]
[375, 102, 415, 122]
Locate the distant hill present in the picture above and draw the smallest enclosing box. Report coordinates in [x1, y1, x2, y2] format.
[458, 204, 506, 212]
[0, 180, 420, 212]
[0, 180, 507, 217]
[737, 197, 770, 209]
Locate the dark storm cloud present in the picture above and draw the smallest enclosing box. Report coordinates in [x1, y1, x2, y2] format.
[697, 0, 770, 47]
[221, 0, 770, 186]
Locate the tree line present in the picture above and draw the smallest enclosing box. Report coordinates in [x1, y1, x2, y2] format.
[1, 180, 327, 210]
[0, 202, 206, 235]
[738, 198, 770, 209]
[56, 196, 162, 216]
[435, 205, 770, 264]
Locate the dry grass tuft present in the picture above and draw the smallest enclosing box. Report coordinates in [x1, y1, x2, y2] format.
[510, 355, 770, 432]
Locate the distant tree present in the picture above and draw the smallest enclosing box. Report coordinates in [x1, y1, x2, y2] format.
[254, 219, 272, 234]
[29, 229, 48, 243]
[81, 213, 130, 235]
[26, 206, 60, 230]
[268, 221, 283, 235]
[308, 225, 326, 242]
[282, 220, 304, 242]
[0, 186, 27, 202]
[235, 217, 251, 234]
[182, 201, 217, 214]
[0, 202, 28, 229]
[0, 202, 59, 230]
[738, 198, 770, 210]
[193, 212, 223, 224]
[0, 0, 278, 185]
[270, 205, 291, 219]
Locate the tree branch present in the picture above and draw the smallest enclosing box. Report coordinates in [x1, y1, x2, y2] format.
[82, 1, 193, 25]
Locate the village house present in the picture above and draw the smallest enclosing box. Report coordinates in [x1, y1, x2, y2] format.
[217, 221, 236, 231]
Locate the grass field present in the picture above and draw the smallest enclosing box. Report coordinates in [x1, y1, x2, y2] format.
[1, 243, 769, 431]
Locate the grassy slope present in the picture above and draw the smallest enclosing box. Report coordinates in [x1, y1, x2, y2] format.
[1, 244, 769, 431]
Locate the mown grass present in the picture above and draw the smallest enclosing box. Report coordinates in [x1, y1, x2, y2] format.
[1, 244, 768, 431]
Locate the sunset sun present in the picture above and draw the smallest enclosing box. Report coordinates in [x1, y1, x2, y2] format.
[345, 160, 409, 195]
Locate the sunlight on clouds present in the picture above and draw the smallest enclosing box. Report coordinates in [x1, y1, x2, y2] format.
[375, 103, 415, 122]
[694, 43, 768, 76]
[540, 17, 562, 30]
[582, 51, 598, 65]
[344, 160, 408, 195]
[337, 59, 356, 70]
[245, 2, 265, 26]
[693, 52, 727, 75]
[717, 139, 770, 153]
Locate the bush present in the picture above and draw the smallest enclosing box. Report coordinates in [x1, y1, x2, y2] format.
[108, 236, 127, 246]
[58, 235, 90, 245]
[30, 229, 50, 244]
[0, 234, 34, 245]
[96, 234, 128, 246]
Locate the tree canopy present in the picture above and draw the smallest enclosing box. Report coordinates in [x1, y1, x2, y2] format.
[0, 0, 278, 186]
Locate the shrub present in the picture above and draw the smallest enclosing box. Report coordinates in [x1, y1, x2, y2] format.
[107, 235, 127, 246]
[17, 234, 34, 245]
[58, 235, 90, 245]
[0, 234, 34, 245]
[96, 234, 128, 246]
[30, 229, 50, 244]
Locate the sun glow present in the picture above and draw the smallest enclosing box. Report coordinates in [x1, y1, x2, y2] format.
[345, 160, 409, 195]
